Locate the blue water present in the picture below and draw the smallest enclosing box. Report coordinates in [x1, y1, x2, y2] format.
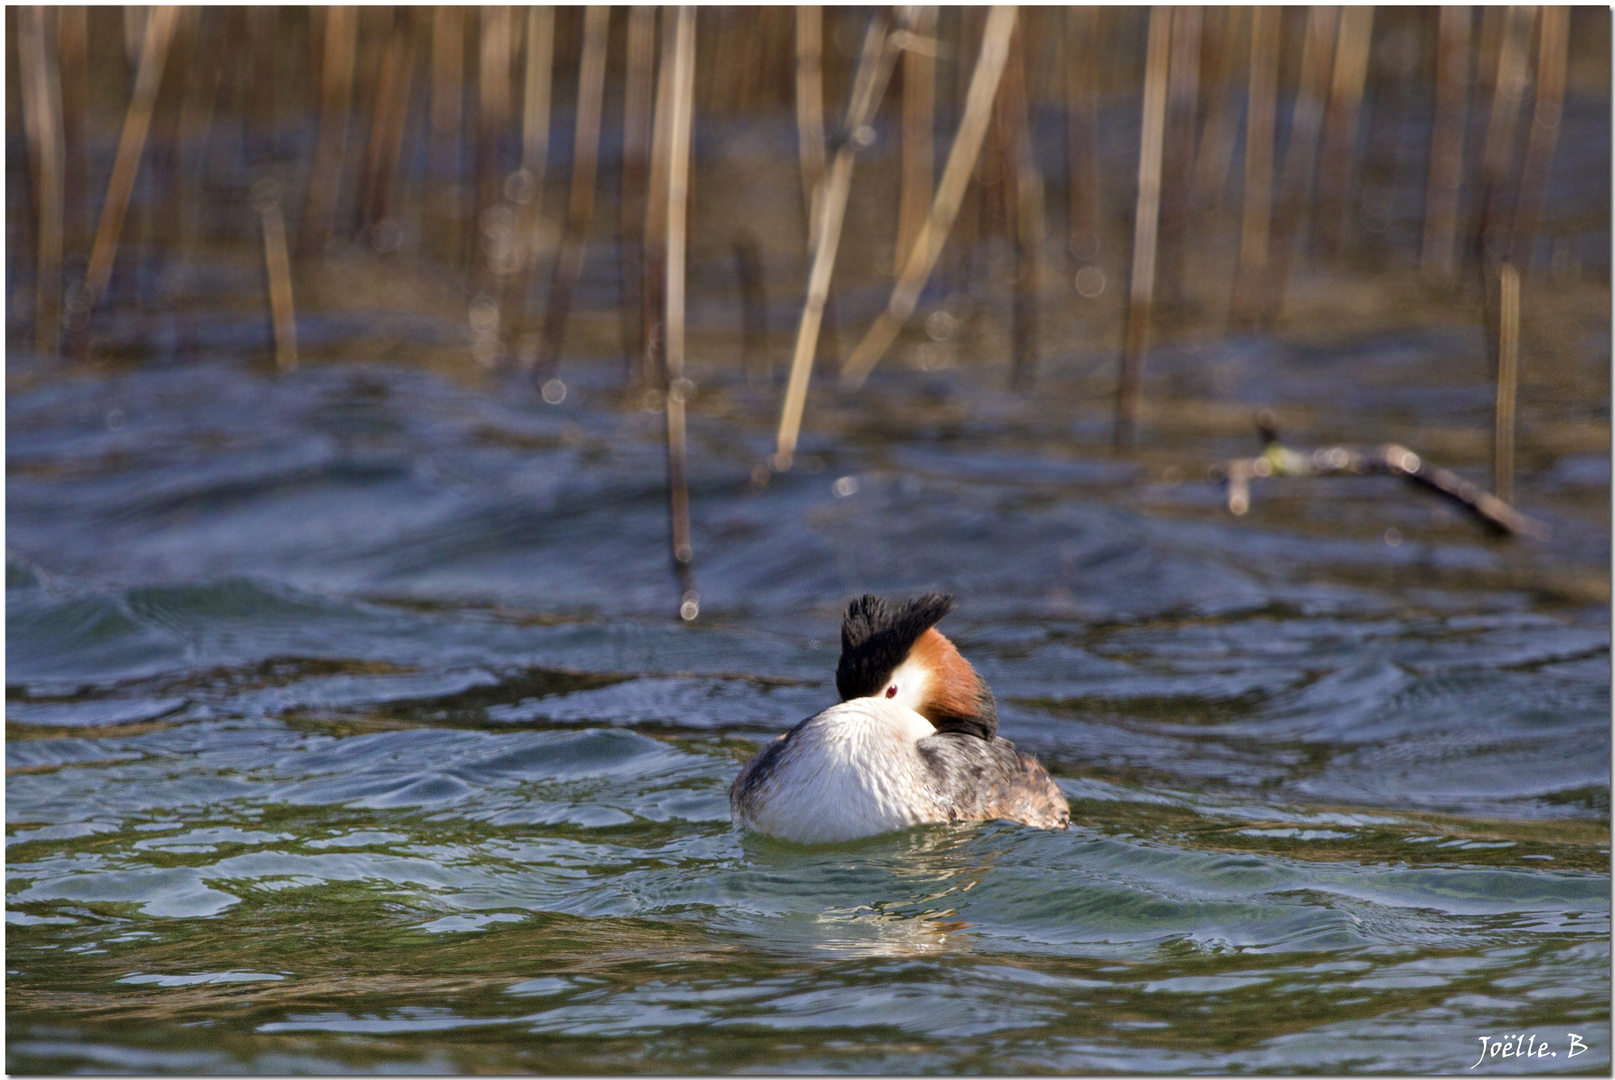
[7, 314, 1610, 1072]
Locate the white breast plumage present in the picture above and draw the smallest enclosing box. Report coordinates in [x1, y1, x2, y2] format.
[731, 698, 945, 844]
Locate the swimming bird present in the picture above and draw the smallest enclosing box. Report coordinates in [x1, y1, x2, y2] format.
[731, 593, 1069, 843]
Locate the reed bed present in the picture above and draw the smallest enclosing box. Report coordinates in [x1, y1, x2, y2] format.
[7, 6, 1606, 615]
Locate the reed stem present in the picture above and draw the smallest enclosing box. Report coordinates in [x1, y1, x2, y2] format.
[1474, 6, 1533, 270]
[1421, 5, 1471, 283]
[57, 6, 87, 256]
[476, 5, 513, 239]
[774, 10, 905, 469]
[19, 6, 65, 358]
[1192, 6, 1244, 209]
[1113, 5, 1170, 450]
[254, 179, 299, 373]
[1231, 4, 1279, 325]
[1493, 262, 1519, 505]
[620, 5, 654, 379]
[896, 6, 937, 274]
[499, 5, 554, 362]
[664, 5, 698, 618]
[84, 4, 178, 313]
[1509, 6, 1570, 273]
[1065, 6, 1101, 268]
[300, 4, 356, 255]
[1263, 5, 1338, 321]
[529, 5, 609, 376]
[838, 6, 1017, 391]
[1314, 6, 1374, 256]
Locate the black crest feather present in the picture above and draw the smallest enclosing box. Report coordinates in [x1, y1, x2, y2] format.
[835, 592, 956, 702]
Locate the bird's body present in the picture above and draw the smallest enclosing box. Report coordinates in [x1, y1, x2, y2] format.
[730, 593, 1069, 843]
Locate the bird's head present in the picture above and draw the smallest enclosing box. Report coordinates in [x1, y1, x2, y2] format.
[834, 592, 997, 740]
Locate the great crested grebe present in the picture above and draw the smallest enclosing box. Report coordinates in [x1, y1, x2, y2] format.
[731, 593, 1069, 844]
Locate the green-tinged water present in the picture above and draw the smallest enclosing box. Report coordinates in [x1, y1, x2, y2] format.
[6, 337, 1609, 1072]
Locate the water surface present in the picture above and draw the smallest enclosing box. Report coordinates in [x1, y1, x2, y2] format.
[7, 316, 1609, 1073]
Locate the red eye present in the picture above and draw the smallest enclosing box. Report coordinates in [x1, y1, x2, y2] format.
[885, 685, 898, 698]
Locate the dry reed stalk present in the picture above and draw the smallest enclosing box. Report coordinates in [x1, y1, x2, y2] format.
[1476, 5, 1503, 102]
[124, 5, 148, 69]
[664, 5, 698, 618]
[1474, 6, 1533, 268]
[1231, 4, 1280, 326]
[772, 10, 907, 468]
[1493, 262, 1519, 504]
[430, 6, 466, 264]
[1509, 6, 1570, 273]
[254, 180, 299, 373]
[1156, 5, 1200, 298]
[19, 6, 65, 357]
[83, 4, 178, 313]
[620, 5, 654, 376]
[1000, 17, 1043, 390]
[1262, 5, 1338, 321]
[1111, 5, 1171, 450]
[1065, 6, 1101, 266]
[896, 6, 938, 273]
[1314, 5, 1375, 256]
[477, 5, 513, 235]
[837, 5, 1017, 392]
[359, 13, 416, 236]
[175, 10, 230, 254]
[1421, 5, 1471, 283]
[522, 6, 556, 199]
[147, 6, 194, 282]
[248, 7, 277, 156]
[1192, 6, 1246, 209]
[529, 5, 609, 375]
[494, 5, 554, 360]
[57, 6, 87, 255]
[642, 8, 678, 387]
[947, 6, 985, 290]
[300, 4, 356, 254]
[794, 5, 828, 241]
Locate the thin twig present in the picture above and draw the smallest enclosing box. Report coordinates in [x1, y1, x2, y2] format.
[837, 5, 1017, 391]
[1215, 416, 1546, 539]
